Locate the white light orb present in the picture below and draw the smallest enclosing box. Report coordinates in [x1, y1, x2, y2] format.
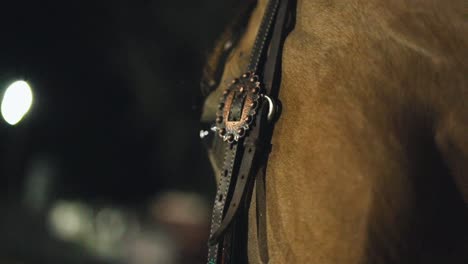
[1, 80, 33, 125]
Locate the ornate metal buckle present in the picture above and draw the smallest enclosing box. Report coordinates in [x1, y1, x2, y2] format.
[215, 72, 262, 143]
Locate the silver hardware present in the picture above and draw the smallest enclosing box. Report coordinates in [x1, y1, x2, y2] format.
[199, 130, 210, 139]
[263, 94, 276, 122]
[224, 40, 233, 51]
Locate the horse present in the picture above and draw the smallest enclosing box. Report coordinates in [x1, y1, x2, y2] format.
[201, 0, 468, 263]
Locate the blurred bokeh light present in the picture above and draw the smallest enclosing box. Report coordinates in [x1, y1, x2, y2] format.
[1, 80, 33, 125]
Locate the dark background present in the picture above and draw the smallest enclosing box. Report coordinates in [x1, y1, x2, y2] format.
[0, 0, 238, 263]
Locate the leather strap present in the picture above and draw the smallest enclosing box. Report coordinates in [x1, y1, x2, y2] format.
[247, 0, 281, 72]
[256, 162, 269, 263]
[207, 144, 240, 263]
[254, 1, 295, 262]
[262, 0, 293, 97]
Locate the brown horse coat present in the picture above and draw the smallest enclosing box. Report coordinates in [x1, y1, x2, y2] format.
[202, 0, 468, 263]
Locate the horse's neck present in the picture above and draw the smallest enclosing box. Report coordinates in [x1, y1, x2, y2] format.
[246, 0, 468, 264]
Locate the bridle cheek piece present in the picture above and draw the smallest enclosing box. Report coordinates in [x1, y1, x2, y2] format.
[206, 0, 293, 263]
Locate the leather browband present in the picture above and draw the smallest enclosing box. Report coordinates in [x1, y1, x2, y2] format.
[207, 0, 294, 263]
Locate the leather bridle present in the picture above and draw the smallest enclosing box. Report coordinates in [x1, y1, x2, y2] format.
[205, 0, 295, 263]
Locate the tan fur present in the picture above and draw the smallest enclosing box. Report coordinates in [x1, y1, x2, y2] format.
[202, 0, 468, 263]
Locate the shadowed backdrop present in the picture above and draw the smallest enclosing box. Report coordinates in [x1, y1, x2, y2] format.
[0, 0, 238, 263]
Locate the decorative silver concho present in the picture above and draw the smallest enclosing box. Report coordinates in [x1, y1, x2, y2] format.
[215, 72, 262, 143]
